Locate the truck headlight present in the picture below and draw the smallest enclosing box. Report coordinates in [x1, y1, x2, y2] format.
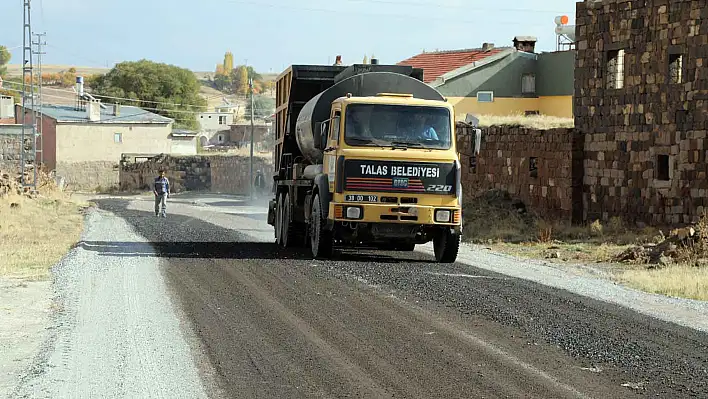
[435, 209, 451, 223]
[346, 206, 362, 219]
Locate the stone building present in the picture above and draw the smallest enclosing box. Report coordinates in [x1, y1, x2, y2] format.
[575, 0, 708, 225]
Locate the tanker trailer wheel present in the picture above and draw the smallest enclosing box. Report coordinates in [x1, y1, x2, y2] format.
[433, 229, 461, 263]
[281, 193, 299, 248]
[310, 194, 332, 259]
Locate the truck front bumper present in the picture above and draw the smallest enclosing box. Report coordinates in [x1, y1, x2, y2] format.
[329, 202, 462, 229]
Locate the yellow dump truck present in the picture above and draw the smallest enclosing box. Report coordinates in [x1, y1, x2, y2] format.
[267, 62, 463, 262]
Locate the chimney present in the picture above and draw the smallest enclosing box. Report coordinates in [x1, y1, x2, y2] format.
[87, 99, 101, 122]
[513, 36, 537, 53]
[482, 43, 495, 51]
[113, 103, 121, 117]
[334, 55, 343, 65]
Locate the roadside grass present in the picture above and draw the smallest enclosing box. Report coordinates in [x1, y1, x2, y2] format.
[475, 113, 575, 130]
[0, 189, 88, 281]
[462, 190, 708, 301]
[615, 264, 708, 301]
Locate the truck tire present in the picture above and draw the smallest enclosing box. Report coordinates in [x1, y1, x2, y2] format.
[310, 194, 332, 259]
[433, 229, 460, 263]
[281, 193, 298, 248]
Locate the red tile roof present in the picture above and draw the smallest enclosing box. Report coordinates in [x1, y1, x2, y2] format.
[397, 47, 510, 84]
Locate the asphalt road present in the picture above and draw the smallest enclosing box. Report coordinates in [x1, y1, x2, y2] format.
[92, 196, 708, 399]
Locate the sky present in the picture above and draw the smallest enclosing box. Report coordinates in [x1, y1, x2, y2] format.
[0, 0, 577, 74]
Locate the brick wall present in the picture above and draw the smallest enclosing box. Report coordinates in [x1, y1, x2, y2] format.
[575, 0, 708, 225]
[457, 124, 584, 222]
[119, 154, 273, 195]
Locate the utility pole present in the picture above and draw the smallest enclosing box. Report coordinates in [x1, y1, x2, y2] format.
[249, 76, 254, 201]
[21, 0, 37, 189]
[32, 32, 46, 166]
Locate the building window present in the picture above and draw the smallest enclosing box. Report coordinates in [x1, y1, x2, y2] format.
[529, 157, 538, 178]
[657, 155, 670, 181]
[669, 53, 683, 84]
[114, 133, 122, 143]
[522, 74, 536, 94]
[217, 134, 224, 143]
[606, 49, 625, 89]
[477, 91, 494, 103]
[219, 116, 227, 125]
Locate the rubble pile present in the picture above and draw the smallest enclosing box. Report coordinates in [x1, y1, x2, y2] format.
[0, 170, 23, 198]
[0, 167, 57, 200]
[614, 224, 708, 266]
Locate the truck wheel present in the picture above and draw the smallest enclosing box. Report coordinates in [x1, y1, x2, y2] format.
[433, 229, 460, 263]
[281, 193, 298, 248]
[310, 194, 332, 259]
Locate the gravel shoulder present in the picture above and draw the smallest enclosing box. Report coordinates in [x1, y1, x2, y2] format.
[9, 207, 220, 399]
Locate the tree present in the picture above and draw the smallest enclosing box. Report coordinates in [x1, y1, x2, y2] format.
[245, 94, 275, 120]
[232, 65, 249, 96]
[224, 52, 234, 72]
[0, 45, 11, 77]
[91, 59, 207, 129]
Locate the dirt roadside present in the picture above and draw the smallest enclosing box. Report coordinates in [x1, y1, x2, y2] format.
[0, 173, 87, 398]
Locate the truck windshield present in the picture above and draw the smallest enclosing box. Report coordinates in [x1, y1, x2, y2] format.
[344, 104, 452, 149]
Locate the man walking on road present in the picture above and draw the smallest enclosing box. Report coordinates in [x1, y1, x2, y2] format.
[154, 169, 170, 217]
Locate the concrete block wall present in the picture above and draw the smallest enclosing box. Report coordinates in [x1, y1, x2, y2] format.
[575, 0, 708, 225]
[457, 125, 584, 222]
[57, 161, 119, 192]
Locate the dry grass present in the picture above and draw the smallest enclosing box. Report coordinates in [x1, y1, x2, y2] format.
[462, 192, 660, 264]
[0, 190, 87, 280]
[474, 113, 575, 130]
[615, 264, 708, 301]
[463, 191, 708, 300]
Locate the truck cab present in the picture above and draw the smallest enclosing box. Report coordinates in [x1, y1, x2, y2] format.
[268, 64, 463, 263]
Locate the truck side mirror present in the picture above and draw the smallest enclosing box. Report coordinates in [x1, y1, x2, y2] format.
[316, 121, 328, 150]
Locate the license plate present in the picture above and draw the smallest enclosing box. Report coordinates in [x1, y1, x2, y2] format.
[345, 194, 378, 202]
[392, 178, 409, 188]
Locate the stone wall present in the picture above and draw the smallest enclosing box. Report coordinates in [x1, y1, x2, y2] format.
[119, 154, 211, 193]
[575, 0, 708, 225]
[211, 156, 272, 194]
[118, 154, 273, 195]
[457, 124, 584, 222]
[0, 133, 21, 172]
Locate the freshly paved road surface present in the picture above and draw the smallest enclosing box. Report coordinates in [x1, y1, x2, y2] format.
[13, 193, 707, 398]
[95, 195, 707, 398]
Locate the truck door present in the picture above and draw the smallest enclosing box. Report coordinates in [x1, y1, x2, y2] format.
[324, 109, 341, 192]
